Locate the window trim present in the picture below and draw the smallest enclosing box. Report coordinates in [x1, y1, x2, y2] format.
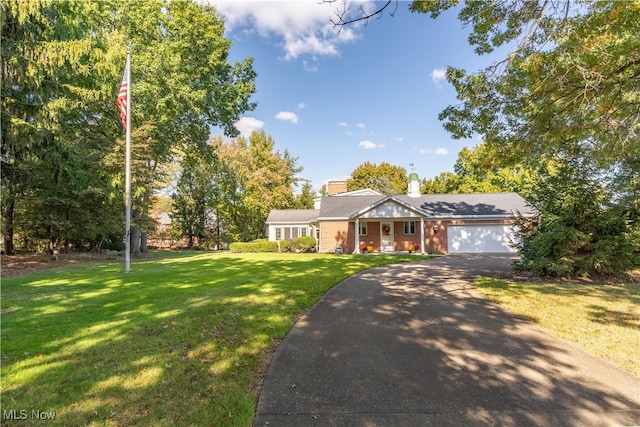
[359, 222, 368, 236]
[404, 221, 416, 235]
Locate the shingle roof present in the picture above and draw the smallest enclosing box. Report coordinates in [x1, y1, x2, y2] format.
[267, 193, 535, 223]
[317, 195, 387, 219]
[266, 209, 320, 223]
[318, 192, 535, 219]
[395, 193, 535, 217]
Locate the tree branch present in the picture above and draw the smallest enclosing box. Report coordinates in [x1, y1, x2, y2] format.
[321, 0, 396, 30]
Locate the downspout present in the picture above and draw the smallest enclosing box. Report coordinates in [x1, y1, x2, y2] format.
[420, 217, 425, 254]
[354, 217, 360, 254]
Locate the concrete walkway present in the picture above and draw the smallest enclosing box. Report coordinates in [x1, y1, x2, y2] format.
[253, 255, 640, 426]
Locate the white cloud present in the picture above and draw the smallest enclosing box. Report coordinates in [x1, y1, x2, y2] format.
[431, 68, 447, 84]
[275, 111, 299, 124]
[338, 121, 348, 127]
[302, 59, 320, 72]
[356, 123, 366, 129]
[298, 102, 305, 109]
[214, 1, 361, 61]
[359, 140, 377, 149]
[235, 116, 264, 136]
[418, 147, 449, 155]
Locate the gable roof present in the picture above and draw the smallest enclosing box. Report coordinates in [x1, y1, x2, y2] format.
[318, 192, 534, 220]
[349, 196, 428, 219]
[267, 192, 535, 223]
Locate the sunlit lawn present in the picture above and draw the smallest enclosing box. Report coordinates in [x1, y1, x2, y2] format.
[1, 251, 426, 426]
[474, 277, 640, 376]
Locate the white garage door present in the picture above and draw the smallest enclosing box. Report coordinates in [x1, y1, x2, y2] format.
[447, 224, 517, 253]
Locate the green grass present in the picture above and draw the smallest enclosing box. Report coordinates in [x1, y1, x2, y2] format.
[1, 251, 427, 426]
[474, 277, 640, 375]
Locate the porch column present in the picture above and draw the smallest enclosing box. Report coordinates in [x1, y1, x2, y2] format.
[420, 217, 425, 254]
[354, 218, 360, 254]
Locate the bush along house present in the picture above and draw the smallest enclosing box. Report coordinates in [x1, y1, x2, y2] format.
[266, 174, 535, 254]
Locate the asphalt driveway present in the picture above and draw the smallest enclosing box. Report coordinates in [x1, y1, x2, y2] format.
[253, 255, 640, 426]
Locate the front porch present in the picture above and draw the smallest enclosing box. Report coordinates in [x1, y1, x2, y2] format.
[353, 218, 426, 254]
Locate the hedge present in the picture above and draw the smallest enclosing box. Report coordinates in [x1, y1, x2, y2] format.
[229, 239, 292, 253]
[293, 236, 316, 253]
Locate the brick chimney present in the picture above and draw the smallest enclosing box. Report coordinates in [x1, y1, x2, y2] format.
[327, 180, 348, 195]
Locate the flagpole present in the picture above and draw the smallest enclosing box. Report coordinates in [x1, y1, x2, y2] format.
[124, 45, 132, 273]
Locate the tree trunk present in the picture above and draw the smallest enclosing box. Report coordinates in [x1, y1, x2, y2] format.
[140, 193, 150, 253]
[3, 198, 15, 255]
[131, 211, 141, 255]
[141, 230, 148, 253]
[131, 225, 141, 255]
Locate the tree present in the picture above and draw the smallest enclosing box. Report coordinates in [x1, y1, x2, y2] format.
[116, 0, 257, 253]
[347, 161, 407, 194]
[420, 143, 535, 196]
[232, 130, 302, 240]
[329, 1, 640, 276]
[420, 172, 459, 194]
[172, 131, 303, 246]
[1, 0, 124, 254]
[415, 1, 640, 275]
[513, 157, 640, 278]
[293, 182, 317, 209]
[1, 0, 257, 254]
[171, 146, 216, 248]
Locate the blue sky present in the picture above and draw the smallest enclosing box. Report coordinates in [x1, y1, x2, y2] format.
[212, 1, 502, 191]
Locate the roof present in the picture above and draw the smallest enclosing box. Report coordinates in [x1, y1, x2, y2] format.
[318, 192, 535, 219]
[395, 193, 535, 218]
[266, 209, 320, 224]
[333, 188, 382, 197]
[267, 192, 535, 223]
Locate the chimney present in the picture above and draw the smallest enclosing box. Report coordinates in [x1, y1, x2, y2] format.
[327, 180, 348, 195]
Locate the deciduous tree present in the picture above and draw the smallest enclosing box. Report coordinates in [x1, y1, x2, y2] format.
[347, 161, 407, 194]
[329, 0, 640, 276]
[1, 0, 257, 254]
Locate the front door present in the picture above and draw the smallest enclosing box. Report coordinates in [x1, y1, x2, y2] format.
[380, 222, 394, 252]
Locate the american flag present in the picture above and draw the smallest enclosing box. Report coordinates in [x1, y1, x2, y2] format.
[116, 62, 128, 130]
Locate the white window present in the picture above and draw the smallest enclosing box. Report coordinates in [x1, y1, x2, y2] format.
[301, 227, 308, 237]
[359, 222, 367, 236]
[275, 227, 282, 240]
[404, 221, 416, 235]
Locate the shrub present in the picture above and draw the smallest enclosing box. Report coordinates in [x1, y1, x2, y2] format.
[229, 239, 279, 253]
[278, 240, 292, 252]
[293, 236, 316, 253]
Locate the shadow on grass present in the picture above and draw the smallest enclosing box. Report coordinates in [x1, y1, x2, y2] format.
[2, 252, 419, 426]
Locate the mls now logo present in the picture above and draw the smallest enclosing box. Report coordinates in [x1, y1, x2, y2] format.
[3, 409, 56, 420]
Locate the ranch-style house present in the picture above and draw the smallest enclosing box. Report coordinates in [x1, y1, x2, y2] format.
[266, 174, 535, 254]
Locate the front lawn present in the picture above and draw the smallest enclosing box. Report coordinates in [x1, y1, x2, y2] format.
[1, 251, 425, 426]
[474, 277, 640, 375]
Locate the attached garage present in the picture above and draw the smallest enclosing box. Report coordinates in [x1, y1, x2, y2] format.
[267, 186, 535, 254]
[447, 224, 517, 253]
